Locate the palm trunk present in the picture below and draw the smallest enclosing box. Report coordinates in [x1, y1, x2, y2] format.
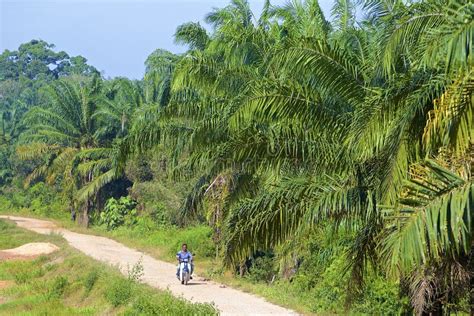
[77, 200, 90, 227]
[422, 295, 443, 316]
[470, 243, 474, 315]
[470, 276, 474, 315]
[239, 262, 247, 277]
[69, 203, 76, 222]
[77, 171, 93, 227]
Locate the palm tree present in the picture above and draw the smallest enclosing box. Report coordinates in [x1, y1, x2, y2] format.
[144, 49, 180, 106]
[122, 0, 472, 312]
[174, 22, 210, 51]
[95, 78, 144, 137]
[223, 0, 473, 312]
[381, 157, 472, 314]
[376, 0, 474, 311]
[17, 76, 120, 226]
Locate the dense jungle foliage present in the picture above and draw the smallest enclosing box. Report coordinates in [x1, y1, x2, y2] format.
[0, 0, 472, 314]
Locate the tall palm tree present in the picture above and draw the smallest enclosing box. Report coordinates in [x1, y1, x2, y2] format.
[223, 0, 473, 312]
[17, 76, 120, 226]
[122, 0, 472, 312]
[144, 49, 180, 106]
[95, 78, 144, 137]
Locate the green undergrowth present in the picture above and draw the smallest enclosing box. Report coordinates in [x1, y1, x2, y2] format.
[0, 190, 408, 315]
[88, 222, 408, 315]
[0, 183, 69, 221]
[0, 208, 409, 315]
[0, 219, 217, 315]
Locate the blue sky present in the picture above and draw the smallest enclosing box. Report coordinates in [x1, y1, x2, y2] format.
[1, 0, 333, 79]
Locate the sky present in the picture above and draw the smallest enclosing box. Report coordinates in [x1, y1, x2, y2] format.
[1, 0, 333, 79]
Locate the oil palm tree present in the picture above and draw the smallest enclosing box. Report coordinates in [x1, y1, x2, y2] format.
[17, 76, 120, 226]
[381, 156, 473, 314]
[122, 0, 472, 312]
[95, 78, 144, 137]
[223, 0, 473, 312]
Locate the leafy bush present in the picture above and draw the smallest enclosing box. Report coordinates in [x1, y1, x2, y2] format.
[353, 277, 410, 315]
[100, 196, 137, 230]
[125, 157, 153, 182]
[126, 204, 170, 233]
[105, 278, 134, 307]
[246, 253, 277, 283]
[149, 202, 169, 226]
[128, 179, 184, 225]
[0, 196, 12, 212]
[132, 216, 157, 234]
[0, 182, 67, 218]
[10, 191, 29, 209]
[127, 258, 144, 282]
[167, 225, 215, 258]
[309, 255, 349, 313]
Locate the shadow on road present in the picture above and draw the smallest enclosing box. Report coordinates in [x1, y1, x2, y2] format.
[182, 282, 206, 286]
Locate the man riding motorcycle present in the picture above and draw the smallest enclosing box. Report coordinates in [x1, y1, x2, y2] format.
[176, 243, 193, 279]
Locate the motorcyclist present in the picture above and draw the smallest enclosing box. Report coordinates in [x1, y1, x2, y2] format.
[176, 243, 193, 279]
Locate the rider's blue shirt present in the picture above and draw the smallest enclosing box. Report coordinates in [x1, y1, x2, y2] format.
[176, 250, 193, 261]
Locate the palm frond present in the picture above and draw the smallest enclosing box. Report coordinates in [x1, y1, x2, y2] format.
[76, 169, 118, 203]
[381, 158, 473, 276]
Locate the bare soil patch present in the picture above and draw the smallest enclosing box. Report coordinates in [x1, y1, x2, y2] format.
[0, 242, 59, 261]
[0, 280, 13, 290]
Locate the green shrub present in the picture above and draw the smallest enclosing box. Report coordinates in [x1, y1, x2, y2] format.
[100, 196, 137, 230]
[167, 225, 215, 258]
[126, 158, 153, 183]
[10, 191, 29, 208]
[246, 253, 277, 283]
[307, 255, 348, 313]
[1, 182, 67, 218]
[132, 215, 157, 233]
[149, 202, 169, 226]
[353, 277, 410, 315]
[0, 196, 12, 212]
[105, 278, 134, 307]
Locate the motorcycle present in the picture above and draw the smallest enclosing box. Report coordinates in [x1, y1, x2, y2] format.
[178, 258, 192, 285]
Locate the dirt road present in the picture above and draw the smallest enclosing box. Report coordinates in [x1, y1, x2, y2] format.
[0, 215, 295, 315]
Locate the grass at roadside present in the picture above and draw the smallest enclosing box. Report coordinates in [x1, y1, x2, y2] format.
[0, 209, 312, 314]
[86, 225, 317, 314]
[0, 219, 218, 315]
[72, 226, 315, 314]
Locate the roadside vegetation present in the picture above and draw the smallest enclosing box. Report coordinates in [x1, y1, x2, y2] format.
[0, 219, 217, 315]
[0, 0, 472, 314]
